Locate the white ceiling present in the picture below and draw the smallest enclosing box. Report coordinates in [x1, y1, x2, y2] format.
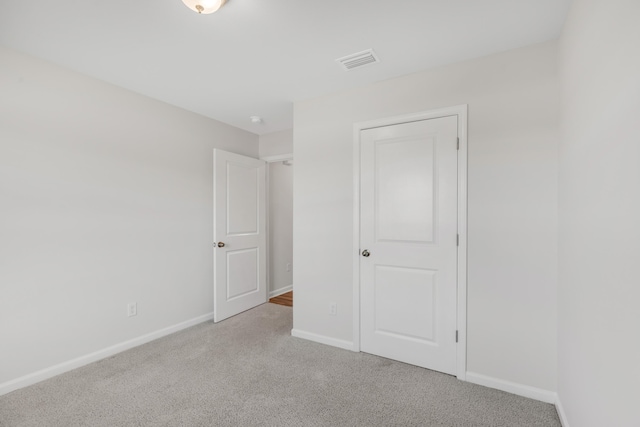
[0, 0, 571, 135]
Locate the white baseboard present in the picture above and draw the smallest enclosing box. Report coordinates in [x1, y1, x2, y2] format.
[269, 285, 293, 298]
[0, 312, 215, 397]
[555, 395, 570, 427]
[465, 371, 557, 404]
[291, 329, 356, 351]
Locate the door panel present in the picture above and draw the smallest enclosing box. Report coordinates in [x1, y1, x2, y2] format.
[376, 136, 435, 243]
[227, 163, 259, 235]
[375, 265, 436, 342]
[226, 248, 259, 300]
[214, 149, 266, 322]
[360, 116, 458, 375]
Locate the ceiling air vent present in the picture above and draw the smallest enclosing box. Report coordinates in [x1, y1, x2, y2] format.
[336, 49, 380, 71]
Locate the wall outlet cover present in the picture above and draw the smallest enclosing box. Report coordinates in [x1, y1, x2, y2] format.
[127, 303, 137, 317]
[329, 302, 337, 316]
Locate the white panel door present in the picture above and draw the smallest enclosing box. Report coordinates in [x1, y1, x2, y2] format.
[213, 149, 266, 322]
[360, 116, 458, 375]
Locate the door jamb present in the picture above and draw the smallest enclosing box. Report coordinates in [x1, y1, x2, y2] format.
[351, 105, 468, 380]
[261, 154, 294, 300]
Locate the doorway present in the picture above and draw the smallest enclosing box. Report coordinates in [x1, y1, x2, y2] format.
[263, 155, 294, 308]
[352, 106, 468, 379]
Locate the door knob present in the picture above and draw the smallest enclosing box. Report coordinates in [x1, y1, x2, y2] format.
[217, 242, 225, 248]
[362, 249, 370, 257]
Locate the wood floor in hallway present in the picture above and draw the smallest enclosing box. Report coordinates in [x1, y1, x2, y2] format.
[269, 291, 292, 307]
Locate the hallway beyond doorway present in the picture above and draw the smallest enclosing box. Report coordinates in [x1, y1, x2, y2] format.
[269, 291, 293, 307]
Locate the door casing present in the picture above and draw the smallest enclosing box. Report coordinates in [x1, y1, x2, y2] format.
[352, 105, 468, 380]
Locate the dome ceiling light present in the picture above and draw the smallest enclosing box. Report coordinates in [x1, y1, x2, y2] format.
[182, 0, 227, 15]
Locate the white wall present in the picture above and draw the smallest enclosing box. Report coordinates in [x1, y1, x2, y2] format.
[558, 0, 640, 425]
[293, 42, 559, 393]
[268, 161, 293, 296]
[0, 46, 258, 389]
[259, 129, 293, 158]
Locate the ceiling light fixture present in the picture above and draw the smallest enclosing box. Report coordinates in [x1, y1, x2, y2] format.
[250, 116, 263, 124]
[182, 0, 227, 15]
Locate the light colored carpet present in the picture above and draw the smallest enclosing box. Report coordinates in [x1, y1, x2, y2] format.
[0, 303, 560, 426]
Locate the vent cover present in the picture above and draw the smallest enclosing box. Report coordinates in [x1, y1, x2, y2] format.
[336, 49, 380, 71]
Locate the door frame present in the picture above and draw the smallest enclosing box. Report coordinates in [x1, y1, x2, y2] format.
[261, 154, 294, 299]
[352, 105, 468, 380]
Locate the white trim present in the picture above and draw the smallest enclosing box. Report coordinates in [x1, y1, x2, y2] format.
[352, 124, 362, 352]
[291, 329, 356, 351]
[455, 106, 468, 380]
[0, 312, 214, 397]
[269, 284, 293, 299]
[354, 105, 467, 131]
[555, 395, 570, 427]
[352, 105, 468, 380]
[261, 153, 293, 162]
[465, 372, 557, 404]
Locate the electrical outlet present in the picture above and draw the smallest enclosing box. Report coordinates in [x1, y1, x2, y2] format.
[286, 263, 292, 272]
[127, 303, 137, 317]
[329, 302, 337, 316]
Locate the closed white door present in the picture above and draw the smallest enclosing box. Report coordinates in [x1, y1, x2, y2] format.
[213, 149, 266, 322]
[360, 116, 458, 375]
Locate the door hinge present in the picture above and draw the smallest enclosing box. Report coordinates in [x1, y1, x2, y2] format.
[456, 234, 459, 246]
[457, 137, 460, 150]
[456, 330, 459, 343]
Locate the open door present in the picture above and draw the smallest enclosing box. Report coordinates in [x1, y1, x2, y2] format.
[213, 149, 266, 322]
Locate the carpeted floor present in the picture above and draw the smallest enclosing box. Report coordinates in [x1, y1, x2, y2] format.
[0, 304, 561, 426]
